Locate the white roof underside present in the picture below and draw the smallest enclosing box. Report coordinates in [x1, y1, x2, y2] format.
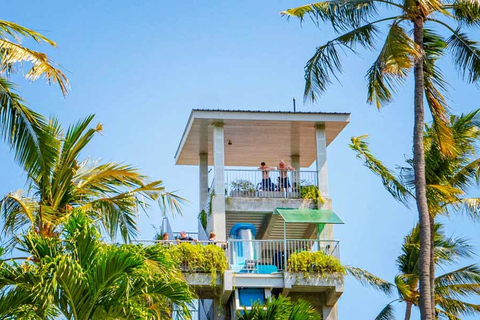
[175, 110, 350, 167]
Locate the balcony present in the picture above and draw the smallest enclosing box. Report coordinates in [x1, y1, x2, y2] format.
[227, 239, 339, 274]
[137, 239, 339, 274]
[225, 169, 318, 199]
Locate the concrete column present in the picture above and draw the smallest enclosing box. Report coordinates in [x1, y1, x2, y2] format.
[291, 155, 300, 195]
[316, 125, 333, 240]
[198, 153, 209, 240]
[315, 125, 329, 197]
[322, 305, 338, 320]
[199, 153, 209, 212]
[213, 123, 226, 241]
[291, 155, 300, 170]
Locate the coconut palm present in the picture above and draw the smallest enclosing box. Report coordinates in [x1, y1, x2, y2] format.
[350, 109, 480, 318]
[349, 223, 480, 319]
[0, 115, 184, 242]
[236, 295, 321, 320]
[0, 20, 69, 174]
[282, 0, 480, 317]
[0, 211, 194, 320]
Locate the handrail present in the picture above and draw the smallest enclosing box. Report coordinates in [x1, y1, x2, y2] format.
[225, 169, 318, 199]
[133, 239, 340, 275]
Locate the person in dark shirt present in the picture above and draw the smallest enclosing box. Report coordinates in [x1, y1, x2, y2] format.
[178, 231, 197, 242]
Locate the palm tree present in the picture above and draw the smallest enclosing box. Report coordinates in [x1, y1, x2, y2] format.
[236, 295, 321, 320]
[348, 223, 480, 319]
[0, 115, 184, 242]
[350, 109, 480, 318]
[0, 20, 69, 173]
[282, 1, 480, 317]
[0, 211, 194, 319]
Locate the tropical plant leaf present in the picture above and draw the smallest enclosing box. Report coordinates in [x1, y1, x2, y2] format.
[281, 0, 379, 31]
[350, 135, 413, 204]
[346, 266, 394, 294]
[367, 22, 419, 108]
[446, 28, 480, 84]
[374, 302, 396, 320]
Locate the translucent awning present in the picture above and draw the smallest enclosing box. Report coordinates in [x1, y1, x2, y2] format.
[274, 208, 344, 224]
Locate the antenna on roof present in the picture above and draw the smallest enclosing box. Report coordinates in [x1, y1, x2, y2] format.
[293, 97, 296, 112]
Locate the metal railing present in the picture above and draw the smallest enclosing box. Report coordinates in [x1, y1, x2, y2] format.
[134, 239, 339, 274]
[225, 169, 318, 199]
[228, 239, 339, 273]
[173, 231, 199, 239]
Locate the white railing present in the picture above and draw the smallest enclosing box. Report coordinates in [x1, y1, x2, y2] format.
[228, 239, 339, 273]
[134, 239, 339, 274]
[225, 169, 318, 199]
[173, 231, 199, 239]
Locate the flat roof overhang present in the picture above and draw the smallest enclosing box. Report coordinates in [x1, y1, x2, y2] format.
[175, 109, 350, 167]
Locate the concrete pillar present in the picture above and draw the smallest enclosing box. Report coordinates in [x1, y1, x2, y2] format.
[315, 125, 328, 197]
[291, 154, 300, 195]
[199, 153, 209, 212]
[322, 305, 338, 320]
[198, 153, 209, 240]
[212, 123, 226, 241]
[316, 125, 333, 240]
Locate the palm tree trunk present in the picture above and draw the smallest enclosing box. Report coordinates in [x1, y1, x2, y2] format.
[413, 18, 433, 320]
[405, 301, 413, 320]
[430, 216, 436, 319]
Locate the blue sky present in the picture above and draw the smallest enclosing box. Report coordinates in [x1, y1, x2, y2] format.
[2, 1, 480, 318]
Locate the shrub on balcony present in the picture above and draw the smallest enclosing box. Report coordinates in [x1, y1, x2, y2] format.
[287, 251, 345, 277]
[230, 179, 256, 196]
[300, 185, 324, 207]
[163, 242, 228, 281]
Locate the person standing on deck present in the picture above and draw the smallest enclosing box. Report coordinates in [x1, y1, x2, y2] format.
[258, 162, 273, 191]
[277, 160, 294, 192]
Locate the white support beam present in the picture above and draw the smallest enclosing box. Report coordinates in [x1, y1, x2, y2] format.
[199, 153, 208, 212]
[212, 123, 226, 241]
[316, 125, 329, 197]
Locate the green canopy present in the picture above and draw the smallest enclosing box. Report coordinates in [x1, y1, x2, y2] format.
[274, 208, 344, 224]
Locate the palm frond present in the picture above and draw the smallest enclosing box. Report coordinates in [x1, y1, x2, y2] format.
[281, 0, 380, 31]
[436, 265, 480, 289]
[346, 266, 395, 294]
[374, 302, 397, 320]
[350, 135, 413, 204]
[303, 20, 384, 101]
[456, 197, 480, 220]
[0, 78, 59, 179]
[0, 20, 56, 46]
[446, 28, 480, 84]
[423, 29, 454, 156]
[450, 0, 480, 26]
[50, 115, 101, 210]
[366, 22, 418, 108]
[0, 190, 37, 236]
[0, 38, 68, 95]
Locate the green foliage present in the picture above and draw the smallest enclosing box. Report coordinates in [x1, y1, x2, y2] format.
[163, 242, 228, 282]
[0, 115, 185, 243]
[199, 209, 208, 231]
[0, 211, 194, 320]
[300, 185, 324, 206]
[237, 295, 321, 320]
[348, 223, 480, 319]
[230, 179, 256, 194]
[208, 190, 215, 216]
[287, 251, 346, 277]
